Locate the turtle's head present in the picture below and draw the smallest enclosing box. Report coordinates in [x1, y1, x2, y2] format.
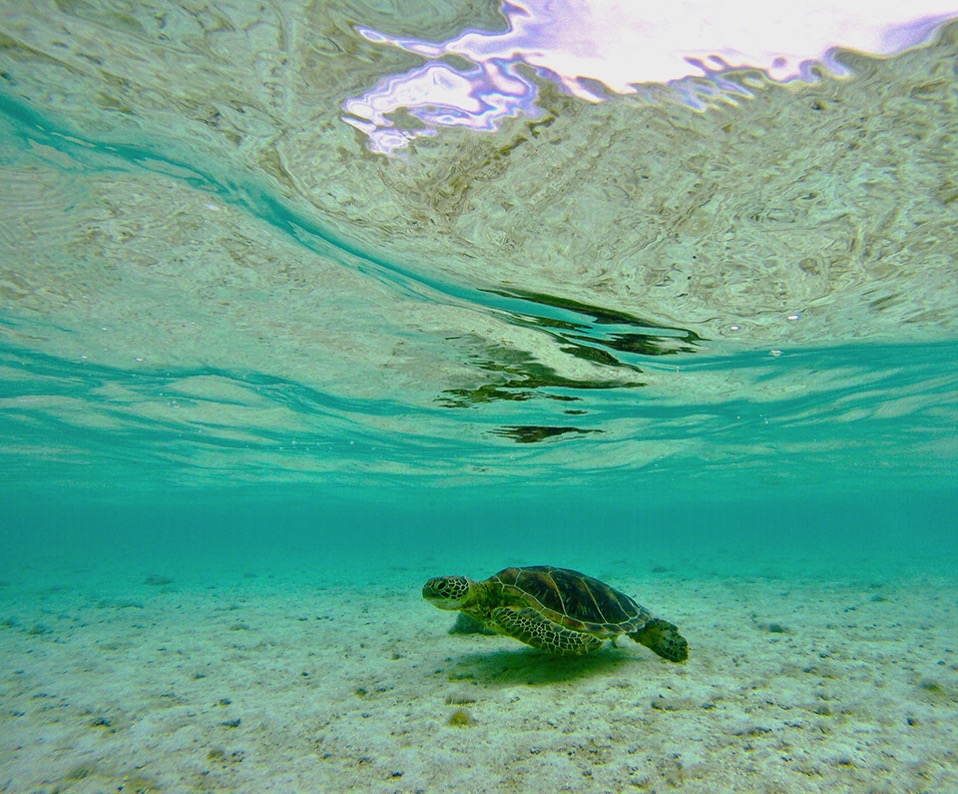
[422, 576, 476, 610]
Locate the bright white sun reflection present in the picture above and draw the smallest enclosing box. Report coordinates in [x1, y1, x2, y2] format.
[342, 0, 958, 153]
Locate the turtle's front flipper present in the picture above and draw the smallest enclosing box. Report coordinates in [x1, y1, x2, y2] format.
[491, 606, 603, 656]
[629, 618, 688, 662]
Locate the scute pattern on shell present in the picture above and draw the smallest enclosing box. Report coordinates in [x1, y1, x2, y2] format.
[489, 565, 651, 635]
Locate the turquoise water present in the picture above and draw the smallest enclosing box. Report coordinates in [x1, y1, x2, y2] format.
[1, 86, 955, 573]
[1, 4, 958, 791]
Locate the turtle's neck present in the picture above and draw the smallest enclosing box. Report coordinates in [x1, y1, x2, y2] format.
[462, 579, 496, 623]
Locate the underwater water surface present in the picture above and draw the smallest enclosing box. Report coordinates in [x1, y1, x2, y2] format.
[1, 1, 957, 791]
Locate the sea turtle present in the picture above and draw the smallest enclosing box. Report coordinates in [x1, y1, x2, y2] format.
[422, 565, 688, 661]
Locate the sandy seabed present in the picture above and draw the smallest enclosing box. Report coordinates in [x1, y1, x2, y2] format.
[1, 560, 956, 793]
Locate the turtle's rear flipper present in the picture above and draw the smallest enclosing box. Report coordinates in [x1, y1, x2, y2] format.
[492, 606, 603, 656]
[630, 618, 688, 662]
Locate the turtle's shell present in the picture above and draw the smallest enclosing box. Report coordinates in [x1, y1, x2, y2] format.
[487, 565, 652, 637]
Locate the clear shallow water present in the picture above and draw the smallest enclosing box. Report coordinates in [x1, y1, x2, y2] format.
[1, 4, 958, 790]
[0, 1, 954, 554]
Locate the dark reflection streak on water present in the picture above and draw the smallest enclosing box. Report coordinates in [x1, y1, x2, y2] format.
[489, 288, 703, 359]
[437, 288, 702, 412]
[490, 288, 701, 335]
[436, 341, 643, 409]
[493, 425, 603, 443]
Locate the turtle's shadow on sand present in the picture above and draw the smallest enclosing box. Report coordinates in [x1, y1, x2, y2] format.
[446, 647, 650, 686]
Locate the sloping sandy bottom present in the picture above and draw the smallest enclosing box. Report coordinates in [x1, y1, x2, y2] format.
[1, 560, 956, 793]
